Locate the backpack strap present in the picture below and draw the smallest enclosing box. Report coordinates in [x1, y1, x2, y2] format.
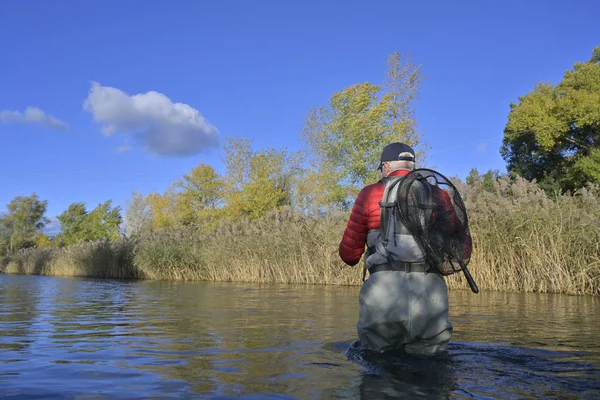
[376, 176, 404, 264]
[362, 177, 398, 281]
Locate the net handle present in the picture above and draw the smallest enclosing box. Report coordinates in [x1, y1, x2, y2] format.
[458, 259, 479, 294]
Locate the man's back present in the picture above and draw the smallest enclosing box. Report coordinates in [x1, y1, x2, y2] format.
[338, 159, 453, 355]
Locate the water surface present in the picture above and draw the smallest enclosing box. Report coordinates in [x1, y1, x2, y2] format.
[1, 274, 598, 399]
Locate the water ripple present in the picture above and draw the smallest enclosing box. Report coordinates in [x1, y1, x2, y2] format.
[0, 274, 598, 399]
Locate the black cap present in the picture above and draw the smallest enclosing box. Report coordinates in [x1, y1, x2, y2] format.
[380, 142, 415, 162]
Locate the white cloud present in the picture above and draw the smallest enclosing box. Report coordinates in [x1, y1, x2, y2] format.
[476, 142, 488, 153]
[83, 82, 220, 156]
[0, 106, 69, 131]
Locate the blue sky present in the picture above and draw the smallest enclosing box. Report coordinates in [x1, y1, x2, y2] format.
[1, 0, 598, 228]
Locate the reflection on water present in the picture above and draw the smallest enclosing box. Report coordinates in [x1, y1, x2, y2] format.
[0, 274, 598, 399]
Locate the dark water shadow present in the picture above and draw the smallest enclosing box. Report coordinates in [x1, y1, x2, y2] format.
[343, 340, 458, 399]
[449, 342, 600, 399]
[330, 339, 600, 399]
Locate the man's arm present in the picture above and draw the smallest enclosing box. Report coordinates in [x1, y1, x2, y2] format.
[338, 188, 370, 266]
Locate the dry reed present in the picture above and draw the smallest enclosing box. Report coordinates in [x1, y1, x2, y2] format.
[2, 176, 599, 295]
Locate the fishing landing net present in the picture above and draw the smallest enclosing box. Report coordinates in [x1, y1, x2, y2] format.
[394, 168, 478, 293]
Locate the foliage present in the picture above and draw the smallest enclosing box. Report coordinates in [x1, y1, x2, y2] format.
[35, 233, 54, 249]
[176, 163, 224, 226]
[124, 190, 153, 237]
[300, 52, 427, 210]
[145, 188, 179, 230]
[4, 178, 600, 295]
[0, 216, 9, 256]
[57, 203, 87, 243]
[140, 140, 297, 229]
[466, 168, 501, 194]
[0, 193, 49, 253]
[57, 200, 122, 245]
[222, 137, 298, 221]
[143, 163, 225, 230]
[383, 52, 429, 160]
[501, 46, 600, 192]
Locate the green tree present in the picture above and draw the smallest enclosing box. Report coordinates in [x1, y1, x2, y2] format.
[57, 202, 88, 244]
[501, 46, 600, 192]
[0, 194, 49, 252]
[85, 201, 122, 240]
[301, 83, 389, 210]
[57, 200, 122, 244]
[0, 213, 10, 256]
[300, 52, 427, 210]
[466, 168, 501, 193]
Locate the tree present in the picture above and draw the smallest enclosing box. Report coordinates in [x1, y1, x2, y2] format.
[57, 200, 122, 244]
[35, 233, 54, 249]
[142, 163, 225, 230]
[124, 191, 153, 237]
[383, 52, 428, 159]
[0, 214, 9, 256]
[301, 83, 389, 210]
[0, 194, 49, 252]
[145, 188, 178, 230]
[466, 168, 501, 193]
[501, 46, 600, 192]
[176, 163, 224, 225]
[85, 201, 122, 241]
[222, 137, 297, 221]
[57, 202, 88, 244]
[300, 52, 427, 210]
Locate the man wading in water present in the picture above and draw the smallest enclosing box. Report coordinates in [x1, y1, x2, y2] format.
[339, 142, 471, 356]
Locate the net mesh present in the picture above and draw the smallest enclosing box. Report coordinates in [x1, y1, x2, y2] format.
[395, 168, 472, 276]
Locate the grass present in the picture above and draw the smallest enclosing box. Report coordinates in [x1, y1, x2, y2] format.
[2, 177, 599, 296]
[2, 239, 139, 279]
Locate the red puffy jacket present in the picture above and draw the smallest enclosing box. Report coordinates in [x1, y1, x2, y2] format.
[338, 169, 468, 266]
[338, 170, 409, 266]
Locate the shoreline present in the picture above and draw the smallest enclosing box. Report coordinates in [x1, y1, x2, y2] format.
[1, 257, 597, 296]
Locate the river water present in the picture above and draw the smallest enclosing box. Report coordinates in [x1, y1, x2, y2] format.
[0, 274, 598, 399]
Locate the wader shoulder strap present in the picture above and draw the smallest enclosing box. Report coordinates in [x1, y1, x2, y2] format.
[376, 176, 404, 263]
[362, 176, 404, 282]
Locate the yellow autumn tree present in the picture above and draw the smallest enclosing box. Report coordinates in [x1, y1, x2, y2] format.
[142, 163, 225, 230]
[299, 52, 427, 211]
[222, 137, 297, 221]
[176, 163, 224, 227]
[145, 186, 179, 230]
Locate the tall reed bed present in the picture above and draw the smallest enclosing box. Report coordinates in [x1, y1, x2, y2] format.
[2, 177, 599, 295]
[447, 176, 600, 295]
[132, 208, 353, 284]
[2, 239, 139, 279]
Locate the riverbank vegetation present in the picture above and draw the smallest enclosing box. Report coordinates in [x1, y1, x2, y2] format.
[2, 48, 599, 295]
[2, 173, 599, 295]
